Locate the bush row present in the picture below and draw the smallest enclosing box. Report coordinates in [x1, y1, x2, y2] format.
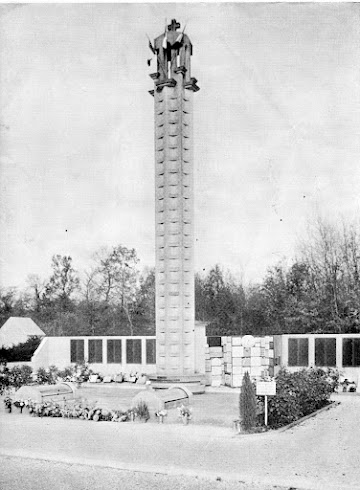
[0, 336, 42, 363]
[263, 368, 338, 428]
[0, 363, 94, 394]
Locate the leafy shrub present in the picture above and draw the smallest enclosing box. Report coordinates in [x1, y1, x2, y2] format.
[240, 371, 257, 431]
[56, 363, 93, 383]
[0, 369, 10, 394]
[135, 401, 150, 421]
[9, 365, 33, 388]
[36, 366, 58, 385]
[324, 368, 340, 392]
[57, 366, 76, 381]
[0, 365, 33, 393]
[266, 368, 333, 428]
[74, 362, 93, 382]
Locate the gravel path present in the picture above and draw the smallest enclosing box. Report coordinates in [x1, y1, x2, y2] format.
[0, 455, 286, 490]
[0, 394, 359, 490]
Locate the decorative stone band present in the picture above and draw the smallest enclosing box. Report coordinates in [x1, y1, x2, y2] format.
[149, 72, 200, 95]
[155, 78, 177, 92]
[184, 77, 200, 92]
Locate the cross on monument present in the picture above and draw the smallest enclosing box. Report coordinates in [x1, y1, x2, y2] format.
[168, 19, 180, 31]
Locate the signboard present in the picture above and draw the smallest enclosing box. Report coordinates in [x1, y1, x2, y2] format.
[256, 381, 276, 396]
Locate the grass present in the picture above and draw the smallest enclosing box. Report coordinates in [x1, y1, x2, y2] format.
[75, 383, 239, 427]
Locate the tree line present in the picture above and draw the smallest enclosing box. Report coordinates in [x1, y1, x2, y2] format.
[1, 218, 359, 336]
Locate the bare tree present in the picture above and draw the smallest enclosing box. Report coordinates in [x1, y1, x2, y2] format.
[299, 217, 360, 332]
[91, 245, 140, 335]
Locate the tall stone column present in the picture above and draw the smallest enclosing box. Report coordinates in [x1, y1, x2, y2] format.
[149, 20, 204, 389]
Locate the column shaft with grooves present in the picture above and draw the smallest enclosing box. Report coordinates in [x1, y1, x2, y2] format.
[155, 70, 195, 376]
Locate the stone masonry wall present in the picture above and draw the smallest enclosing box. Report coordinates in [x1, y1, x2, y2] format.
[205, 336, 274, 388]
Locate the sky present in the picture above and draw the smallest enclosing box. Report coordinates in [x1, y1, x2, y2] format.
[0, 3, 360, 289]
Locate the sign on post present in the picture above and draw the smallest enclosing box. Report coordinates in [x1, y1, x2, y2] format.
[256, 381, 276, 396]
[256, 381, 276, 426]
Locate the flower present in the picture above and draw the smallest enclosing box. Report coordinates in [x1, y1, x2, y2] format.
[177, 405, 192, 418]
[155, 409, 167, 418]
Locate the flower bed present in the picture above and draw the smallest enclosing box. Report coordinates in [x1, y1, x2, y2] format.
[3, 396, 193, 426]
[3, 397, 137, 422]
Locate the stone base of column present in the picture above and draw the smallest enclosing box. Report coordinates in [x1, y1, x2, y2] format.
[148, 374, 206, 394]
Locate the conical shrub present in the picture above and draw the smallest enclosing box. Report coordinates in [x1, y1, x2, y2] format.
[239, 371, 257, 431]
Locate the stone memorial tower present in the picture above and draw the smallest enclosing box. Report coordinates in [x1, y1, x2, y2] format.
[148, 20, 205, 390]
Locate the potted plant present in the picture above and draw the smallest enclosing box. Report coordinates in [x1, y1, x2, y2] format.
[155, 409, 167, 423]
[177, 404, 192, 425]
[14, 399, 25, 414]
[233, 419, 241, 434]
[128, 408, 138, 422]
[135, 401, 150, 422]
[3, 396, 12, 413]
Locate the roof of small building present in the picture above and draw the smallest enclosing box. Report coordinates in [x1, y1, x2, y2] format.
[0, 317, 45, 346]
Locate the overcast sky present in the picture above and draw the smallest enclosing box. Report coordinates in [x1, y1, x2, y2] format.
[1, 3, 359, 289]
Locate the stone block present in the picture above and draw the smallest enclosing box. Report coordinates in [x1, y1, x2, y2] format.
[250, 367, 263, 378]
[225, 353, 232, 364]
[205, 360, 212, 371]
[251, 357, 262, 367]
[243, 358, 251, 367]
[211, 366, 222, 376]
[232, 366, 243, 375]
[224, 374, 232, 386]
[232, 346, 243, 358]
[103, 376, 113, 383]
[251, 347, 261, 357]
[211, 357, 222, 367]
[243, 347, 251, 357]
[209, 347, 223, 358]
[232, 337, 242, 346]
[232, 357, 243, 367]
[261, 357, 269, 366]
[269, 350, 274, 358]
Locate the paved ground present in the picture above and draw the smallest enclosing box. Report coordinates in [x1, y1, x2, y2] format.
[0, 456, 285, 490]
[0, 392, 359, 490]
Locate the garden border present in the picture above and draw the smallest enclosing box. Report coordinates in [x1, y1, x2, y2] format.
[277, 400, 340, 433]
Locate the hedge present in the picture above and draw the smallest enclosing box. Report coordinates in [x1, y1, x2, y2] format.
[264, 368, 337, 428]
